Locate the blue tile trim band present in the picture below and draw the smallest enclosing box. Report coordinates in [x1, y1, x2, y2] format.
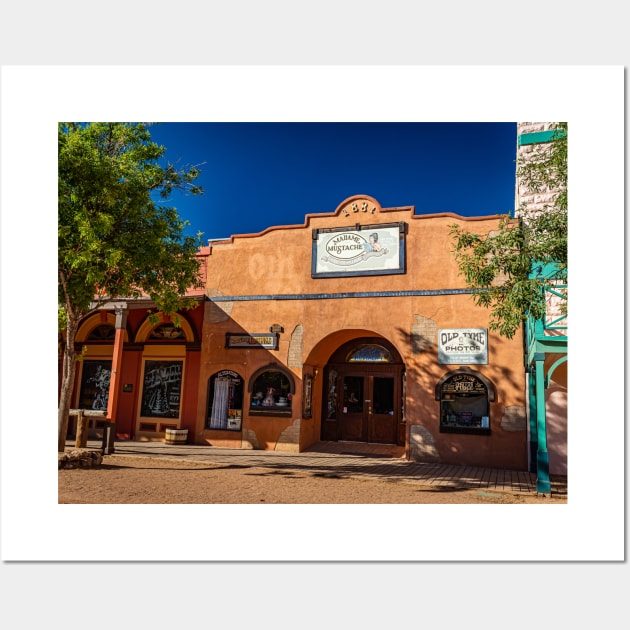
[208, 288, 482, 302]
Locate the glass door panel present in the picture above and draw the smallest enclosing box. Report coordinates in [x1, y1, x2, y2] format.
[369, 376, 397, 444]
[338, 375, 367, 441]
[372, 377, 394, 415]
[343, 376, 364, 413]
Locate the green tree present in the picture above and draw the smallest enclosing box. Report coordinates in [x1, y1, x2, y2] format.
[58, 122, 204, 451]
[449, 123, 567, 339]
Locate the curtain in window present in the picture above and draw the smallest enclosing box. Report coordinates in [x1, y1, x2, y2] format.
[210, 377, 230, 429]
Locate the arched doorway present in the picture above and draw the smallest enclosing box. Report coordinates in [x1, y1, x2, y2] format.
[321, 337, 405, 445]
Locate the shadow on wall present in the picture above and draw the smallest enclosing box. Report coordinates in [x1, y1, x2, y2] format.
[547, 383, 568, 476]
[395, 324, 528, 468]
[202, 299, 306, 451]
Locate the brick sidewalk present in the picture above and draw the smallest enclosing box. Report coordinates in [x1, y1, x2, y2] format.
[69, 439, 567, 497]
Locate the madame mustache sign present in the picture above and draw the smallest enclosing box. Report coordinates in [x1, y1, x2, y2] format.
[312, 222, 406, 278]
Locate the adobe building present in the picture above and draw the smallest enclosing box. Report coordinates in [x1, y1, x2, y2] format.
[62, 252, 209, 444]
[196, 194, 528, 470]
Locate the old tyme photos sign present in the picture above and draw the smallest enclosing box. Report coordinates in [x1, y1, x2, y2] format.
[438, 328, 488, 364]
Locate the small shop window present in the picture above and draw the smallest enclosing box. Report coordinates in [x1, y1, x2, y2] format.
[207, 370, 244, 431]
[438, 373, 491, 434]
[78, 360, 112, 410]
[249, 367, 294, 415]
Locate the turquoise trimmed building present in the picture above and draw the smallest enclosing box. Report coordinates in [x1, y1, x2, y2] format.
[516, 123, 568, 493]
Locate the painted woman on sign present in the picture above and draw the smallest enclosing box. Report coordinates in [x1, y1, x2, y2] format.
[366, 233, 382, 252]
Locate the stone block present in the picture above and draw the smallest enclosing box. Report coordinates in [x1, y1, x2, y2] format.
[411, 315, 436, 354]
[205, 292, 233, 322]
[58, 449, 103, 469]
[409, 425, 440, 462]
[287, 324, 304, 368]
[501, 406, 527, 432]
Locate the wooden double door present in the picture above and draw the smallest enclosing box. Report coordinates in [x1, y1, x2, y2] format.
[323, 365, 404, 445]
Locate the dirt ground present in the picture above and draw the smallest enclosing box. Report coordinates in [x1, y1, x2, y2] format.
[58, 455, 567, 504]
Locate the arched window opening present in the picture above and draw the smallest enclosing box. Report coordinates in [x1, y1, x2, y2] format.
[206, 370, 244, 431]
[149, 324, 186, 340]
[249, 366, 294, 416]
[438, 372, 492, 434]
[87, 325, 116, 341]
[346, 344, 393, 363]
[135, 312, 195, 344]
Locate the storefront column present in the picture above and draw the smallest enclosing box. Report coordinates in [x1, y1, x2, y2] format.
[534, 354, 551, 494]
[528, 370, 538, 473]
[104, 306, 128, 454]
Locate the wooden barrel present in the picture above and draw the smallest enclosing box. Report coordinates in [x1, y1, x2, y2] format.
[164, 428, 188, 445]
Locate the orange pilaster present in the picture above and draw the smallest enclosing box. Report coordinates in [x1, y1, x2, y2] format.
[106, 307, 128, 424]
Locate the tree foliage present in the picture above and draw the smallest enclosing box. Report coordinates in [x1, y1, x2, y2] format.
[449, 123, 567, 339]
[58, 122, 204, 450]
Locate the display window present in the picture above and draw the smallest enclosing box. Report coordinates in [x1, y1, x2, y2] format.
[437, 372, 493, 434]
[207, 370, 244, 430]
[249, 366, 294, 416]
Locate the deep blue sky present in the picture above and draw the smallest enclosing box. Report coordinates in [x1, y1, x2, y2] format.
[147, 122, 517, 241]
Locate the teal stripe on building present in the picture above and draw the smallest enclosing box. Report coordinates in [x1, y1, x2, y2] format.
[517, 129, 566, 146]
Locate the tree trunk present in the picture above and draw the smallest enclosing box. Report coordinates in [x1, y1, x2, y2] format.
[58, 318, 79, 452]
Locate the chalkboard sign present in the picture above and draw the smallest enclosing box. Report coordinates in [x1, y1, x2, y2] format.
[79, 360, 112, 410]
[141, 360, 183, 418]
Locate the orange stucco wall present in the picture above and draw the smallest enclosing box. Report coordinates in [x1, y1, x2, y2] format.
[196, 195, 528, 470]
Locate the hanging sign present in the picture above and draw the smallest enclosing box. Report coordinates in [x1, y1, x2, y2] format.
[438, 328, 488, 364]
[312, 222, 406, 278]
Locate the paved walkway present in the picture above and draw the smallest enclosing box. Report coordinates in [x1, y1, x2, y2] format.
[69, 439, 567, 497]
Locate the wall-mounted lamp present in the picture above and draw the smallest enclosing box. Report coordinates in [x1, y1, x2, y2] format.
[313, 368, 319, 379]
[269, 324, 284, 333]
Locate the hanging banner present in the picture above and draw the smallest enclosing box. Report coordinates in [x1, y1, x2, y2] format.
[438, 328, 488, 364]
[312, 222, 406, 278]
